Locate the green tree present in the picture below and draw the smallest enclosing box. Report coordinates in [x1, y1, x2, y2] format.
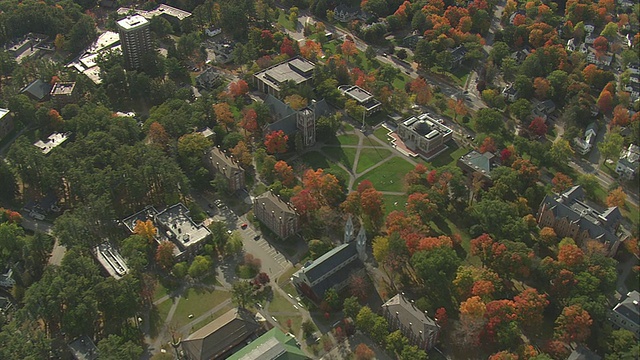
[188, 255, 213, 279]
[386, 330, 409, 355]
[224, 231, 243, 256]
[365, 46, 377, 61]
[400, 345, 428, 360]
[490, 42, 510, 66]
[97, 334, 143, 360]
[66, 15, 98, 53]
[599, 130, 624, 164]
[370, 316, 390, 344]
[343, 296, 362, 319]
[323, 288, 341, 310]
[302, 320, 316, 337]
[549, 139, 574, 166]
[412, 246, 461, 289]
[509, 99, 532, 121]
[356, 306, 376, 330]
[231, 280, 254, 308]
[474, 108, 504, 134]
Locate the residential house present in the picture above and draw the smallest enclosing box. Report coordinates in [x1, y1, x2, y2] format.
[333, 5, 360, 22]
[211, 40, 235, 64]
[226, 328, 308, 360]
[510, 48, 531, 64]
[584, 23, 595, 34]
[0, 296, 13, 314]
[122, 203, 211, 261]
[0, 108, 14, 141]
[624, 74, 639, 102]
[533, 99, 556, 120]
[253, 191, 299, 239]
[566, 38, 576, 52]
[0, 268, 15, 288]
[537, 185, 626, 255]
[34, 132, 71, 155]
[457, 150, 498, 184]
[68, 335, 99, 360]
[292, 216, 367, 303]
[502, 84, 519, 102]
[93, 242, 129, 279]
[586, 47, 614, 68]
[382, 294, 440, 351]
[338, 85, 382, 116]
[448, 45, 467, 68]
[204, 147, 246, 192]
[573, 122, 597, 155]
[615, 144, 639, 180]
[567, 345, 602, 360]
[50, 81, 78, 108]
[263, 94, 331, 148]
[608, 290, 640, 338]
[205, 27, 222, 37]
[585, 33, 598, 45]
[508, 10, 525, 25]
[254, 57, 315, 98]
[20, 79, 52, 101]
[181, 308, 261, 360]
[403, 33, 423, 50]
[396, 113, 454, 160]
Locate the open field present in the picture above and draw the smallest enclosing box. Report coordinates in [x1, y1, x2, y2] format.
[356, 148, 393, 173]
[356, 157, 414, 192]
[171, 288, 231, 329]
[322, 146, 357, 169]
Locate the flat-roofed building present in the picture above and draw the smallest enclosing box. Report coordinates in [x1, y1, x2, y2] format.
[0, 108, 14, 141]
[253, 191, 299, 239]
[205, 147, 245, 192]
[382, 294, 440, 351]
[457, 150, 498, 184]
[117, 15, 152, 70]
[50, 81, 78, 108]
[93, 242, 129, 279]
[397, 113, 453, 160]
[254, 57, 315, 98]
[338, 85, 382, 116]
[227, 328, 308, 360]
[34, 132, 71, 154]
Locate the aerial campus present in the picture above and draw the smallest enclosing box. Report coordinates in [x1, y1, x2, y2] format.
[0, 0, 638, 359]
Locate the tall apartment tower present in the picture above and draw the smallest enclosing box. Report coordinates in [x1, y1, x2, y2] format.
[116, 15, 152, 70]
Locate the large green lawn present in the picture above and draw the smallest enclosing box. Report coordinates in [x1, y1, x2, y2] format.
[373, 127, 391, 143]
[171, 288, 231, 329]
[356, 148, 392, 173]
[325, 133, 360, 146]
[268, 291, 297, 313]
[300, 151, 350, 180]
[322, 146, 357, 169]
[426, 143, 469, 168]
[356, 156, 414, 192]
[383, 194, 408, 216]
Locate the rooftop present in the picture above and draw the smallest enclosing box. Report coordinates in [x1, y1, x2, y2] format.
[459, 150, 496, 177]
[295, 242, 358, 285]
[86, 31, 120, 54]
[226, 328, 308, 360]
[155, 203, 211, 250]
[382, 294, 439, 337]
[402, 114, 453, 139]
[254, 191, 298, 221]
[50, 82, 76, 96]
[0, 108, 9, 120]
[117, 15, 149, 30]
[254, 57, 315, 91]
[207, 147, 244, 180]
[612, 290, 640, 326]
[21, 79, 52, 101]
[34, 132, 71, 154]
[182, 308, 260, 360]
[117, 4, 192, 21]
[68, 335, 98, 360]
[93, 242, 129, 279]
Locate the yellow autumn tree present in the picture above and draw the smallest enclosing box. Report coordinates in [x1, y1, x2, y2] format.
[134, 219, 157, 242]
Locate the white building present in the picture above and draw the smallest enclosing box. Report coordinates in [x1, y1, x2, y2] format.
[574, 123, 597, 155]
[34, 132, 71, 155]
[615, 144, 639, 180]
[116, 15, 152, 70]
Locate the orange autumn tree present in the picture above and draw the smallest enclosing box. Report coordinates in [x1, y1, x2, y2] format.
[148, 121, 170, 149]
[134, 219, 157, 242]
[340, 40, 358, 63]
[554, 304, 593, 343]
[410, 77, 432, 105]
[229, 80, 249, 98]
[551, 172, 573, 193]
[606, 187, 626, 207]
[479, 137, 496, 153]
[213, 103, 235, 131]
[612, 105, 630, 126]
[240, 108, 259, 134]
[273, 160, 295, 187]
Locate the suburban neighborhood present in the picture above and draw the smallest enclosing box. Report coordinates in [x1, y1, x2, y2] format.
[0, 0, 638, 360]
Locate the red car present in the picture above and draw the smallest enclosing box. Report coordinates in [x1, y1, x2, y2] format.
[241, 223, 248, 229]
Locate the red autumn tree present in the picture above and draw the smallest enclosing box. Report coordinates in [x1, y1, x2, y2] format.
[513, 13, 526, 26]
[500, 147, 514, 165]
[349, 274, 369, 301]
[290, 189, 321, 218]
[148, 121, 170, 148]
[471, 280, 495, 299]
[240, 108, 259, 134]
[488, 351, 519, 360]
[417, 236, 453, 252]
[280, 37, 296, 57]
[554, 304, 592, 343]
[407, 192, 437, 220]
[597, 90, 614, 113]
[360, 187, 385, 229]
[355, 343, 375, 360]
[410, 77, 432, 105]
[254, 272, 270, 286]
[273, 160, 295, 187]
[513, 288, 548, 328]
[435, 307, 448, 328]
[606, 187, 626, 207]
[341, 40, 358, 62]
[528, 117, 548, 137]
[229, 80, 249, 98]
[405, 163, 429, 186]
[470, 234, 506, 268]
[48, 109, 63, 129]
[264, 130, 288, 154]
[300, 40, 323, 60]
[551, 172, 573, 193]
[156, 241, 176, 270]
[479, 136, 497, 153]
[534, 77, 551, 99]
[593, 36, 609, 52]
[612, 105, 630, 126]
[582, 64, 598, 84]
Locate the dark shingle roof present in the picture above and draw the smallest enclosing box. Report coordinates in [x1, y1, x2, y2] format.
[302, 242, 358, 284]
[310, 257, 362, 298]
[613, 290, 640, 327]
[382, 294, 439, 337]
[21, 79, 52, 101]
[567, 345, 602, 360]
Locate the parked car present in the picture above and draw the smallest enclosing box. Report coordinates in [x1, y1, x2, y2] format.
[241, 223, 248, 229]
